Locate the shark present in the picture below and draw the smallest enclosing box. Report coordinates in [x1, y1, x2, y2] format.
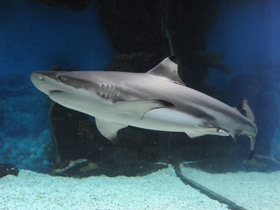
[30, 56, 257, 159]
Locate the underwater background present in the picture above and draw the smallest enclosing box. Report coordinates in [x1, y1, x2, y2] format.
[0, 0, 280, 209]
[1, 0, 279, 172]
[0, 0, 114, 171]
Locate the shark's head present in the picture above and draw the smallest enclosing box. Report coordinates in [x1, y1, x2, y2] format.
[30, 71, 104, 114]
[30, 70, 102, 96]
[30, 71, 66, 96]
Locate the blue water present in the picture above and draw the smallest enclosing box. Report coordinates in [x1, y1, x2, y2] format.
[206, 0, 280, 89]
[0, 0, 114, 171]
[0, 0, 113, 78]
[206, 0, 280, 158]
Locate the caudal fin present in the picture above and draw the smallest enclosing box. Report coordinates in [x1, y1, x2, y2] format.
[236, 98, 257, 160]
[248, 135, 255, 160]
[241, 98, 255, 123]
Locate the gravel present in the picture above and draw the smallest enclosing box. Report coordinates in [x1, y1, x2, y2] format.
[0, 165, 228, 210]
[181, 165, 280, 210]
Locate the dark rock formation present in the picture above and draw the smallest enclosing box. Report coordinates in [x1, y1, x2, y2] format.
[48, 101, 170, 177]
[48, 102, 95, 166]
[97, 0, 227, 89]
[0, 164, 19, 178]
[32, 0, 93, 11]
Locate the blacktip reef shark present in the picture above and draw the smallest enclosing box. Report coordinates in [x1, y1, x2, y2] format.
[30, 56, 257, 159]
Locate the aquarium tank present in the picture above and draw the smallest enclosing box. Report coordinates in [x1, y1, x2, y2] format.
[0, 0, 279, 209]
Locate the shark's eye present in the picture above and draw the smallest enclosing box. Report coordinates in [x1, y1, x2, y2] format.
[56, 75, 62, 81]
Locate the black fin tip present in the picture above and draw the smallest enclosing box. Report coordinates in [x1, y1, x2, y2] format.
[169, 55, 177, 64]
[248, 150, 254, 160]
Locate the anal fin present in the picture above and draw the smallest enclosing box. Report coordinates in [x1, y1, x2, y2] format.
[186, 128, 230, 139]
[185, 131, 207, 138]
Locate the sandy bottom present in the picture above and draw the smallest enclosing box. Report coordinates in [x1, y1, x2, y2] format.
[0, 165, 228, 210]
[181, 165, 280, 210]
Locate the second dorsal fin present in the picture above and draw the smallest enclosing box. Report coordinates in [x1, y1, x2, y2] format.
[147, 56, 185, 85]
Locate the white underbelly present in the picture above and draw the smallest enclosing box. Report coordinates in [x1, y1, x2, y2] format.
[123, 108, 203, 132]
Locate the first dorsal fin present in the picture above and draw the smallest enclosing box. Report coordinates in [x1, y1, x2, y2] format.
[147, 56, 185, 86]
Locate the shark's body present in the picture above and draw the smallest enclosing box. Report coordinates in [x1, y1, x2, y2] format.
[30, 56, 257, 158]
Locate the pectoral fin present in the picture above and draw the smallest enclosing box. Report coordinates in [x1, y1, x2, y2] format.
[95, 118, 128, 143]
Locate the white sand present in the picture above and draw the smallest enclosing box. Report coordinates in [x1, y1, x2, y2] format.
[181, 165, 280, 210]
[0, 165, 228, 210]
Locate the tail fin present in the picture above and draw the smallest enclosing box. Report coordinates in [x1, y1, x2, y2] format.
[248, 136, 255, 160]
[241, 98, 255, 123]
[235, 97, 255, 123]
[236, 98, 257, 160]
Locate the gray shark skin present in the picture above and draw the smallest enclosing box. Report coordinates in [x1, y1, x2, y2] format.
[30, 56, 257, 159]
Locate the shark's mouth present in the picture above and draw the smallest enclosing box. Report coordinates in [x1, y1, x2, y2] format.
[48, 90, 70, 99]
[48, 90, 74, 105]
[49, 90, 65, 95]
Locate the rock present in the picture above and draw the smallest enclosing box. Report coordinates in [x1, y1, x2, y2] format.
[0, 164, 19, 178]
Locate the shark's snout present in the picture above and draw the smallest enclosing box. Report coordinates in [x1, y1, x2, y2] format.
[30, 72, 44, 82]
[30, 72, 47, 94]
[30, 71, 62, 95]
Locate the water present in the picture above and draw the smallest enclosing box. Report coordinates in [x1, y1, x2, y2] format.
[0, 0, 279, 209]
[0, 0, 114, 172]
